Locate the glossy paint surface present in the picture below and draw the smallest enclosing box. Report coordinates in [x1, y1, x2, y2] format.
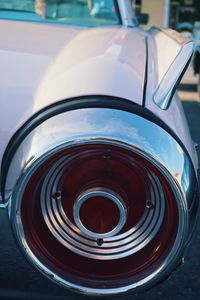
[0, 17, 197, 172]
[0, 19, 146, 168]
[145, 28, 197, 168]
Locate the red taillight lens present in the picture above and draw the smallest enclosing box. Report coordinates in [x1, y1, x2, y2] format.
[20, 143, 179, 290]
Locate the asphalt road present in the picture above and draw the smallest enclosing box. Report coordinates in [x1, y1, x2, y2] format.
[0, 70, 200, 300]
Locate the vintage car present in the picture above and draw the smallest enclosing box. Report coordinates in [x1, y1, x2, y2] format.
[0, 0, 199, 297]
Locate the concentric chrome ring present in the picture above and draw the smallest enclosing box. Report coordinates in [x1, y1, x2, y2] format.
[40, 154, 165, 260]
[73, 188, 127, 239]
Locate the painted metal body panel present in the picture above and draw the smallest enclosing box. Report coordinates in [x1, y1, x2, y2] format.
[0, 19, 197, 172]
[0, 20, 146, 167]
[0, 0, 199, 296]
[145, 28, 197, 169]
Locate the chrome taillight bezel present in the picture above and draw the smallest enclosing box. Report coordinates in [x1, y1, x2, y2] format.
[4, 107, 198, 295]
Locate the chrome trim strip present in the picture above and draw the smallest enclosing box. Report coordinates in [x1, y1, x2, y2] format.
[117, 0, 137, 27]
[150, 27, 194, 110]
[153, 42, 193, 109]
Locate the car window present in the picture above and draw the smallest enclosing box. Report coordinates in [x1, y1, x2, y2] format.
[0, 0, 121, 27]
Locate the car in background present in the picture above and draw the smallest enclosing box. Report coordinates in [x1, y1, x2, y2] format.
[178, 21, 193, 40]
[0, 0, 199, 297]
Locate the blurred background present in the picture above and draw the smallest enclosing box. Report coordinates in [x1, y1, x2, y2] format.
[135, 0, 200, 32]
[135, 0, 200, 94]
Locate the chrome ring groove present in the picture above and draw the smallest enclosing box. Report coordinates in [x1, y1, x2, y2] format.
[40, 154, 165, 260]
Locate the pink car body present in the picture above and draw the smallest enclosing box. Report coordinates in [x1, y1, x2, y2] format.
[0, 0, 199, 296]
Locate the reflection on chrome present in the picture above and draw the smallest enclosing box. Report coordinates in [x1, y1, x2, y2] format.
[5, 108, 195, 203]
[4, 106, 198, 295]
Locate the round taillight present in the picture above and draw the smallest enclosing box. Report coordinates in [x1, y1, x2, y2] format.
[15, 143, 182, 293]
